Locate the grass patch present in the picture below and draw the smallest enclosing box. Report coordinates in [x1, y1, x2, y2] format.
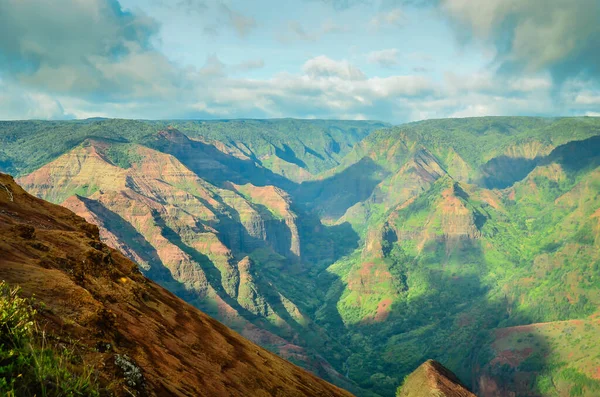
[0, 281, 100, 397]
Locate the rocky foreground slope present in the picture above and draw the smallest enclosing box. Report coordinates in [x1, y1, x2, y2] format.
[0, 172, 353, 397]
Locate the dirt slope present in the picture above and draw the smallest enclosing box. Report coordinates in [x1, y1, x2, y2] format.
[0, 172, 353, 397]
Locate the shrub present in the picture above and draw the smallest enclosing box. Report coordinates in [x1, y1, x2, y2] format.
[114, 354, 144, 389]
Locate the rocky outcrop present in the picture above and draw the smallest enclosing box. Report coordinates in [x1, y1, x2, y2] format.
[397, 360, 476, 397]
[231, 183, 301, 259]
[17, 142, 304, 330]
[17, 142, 127, 203]
[236, 256, 272, 317]
[439, 184, 483, 241]
[18, 140, 302, 291]
[385, 179, 486, 256]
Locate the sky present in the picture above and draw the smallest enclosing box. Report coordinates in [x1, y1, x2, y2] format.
[0, 0, 599, 123]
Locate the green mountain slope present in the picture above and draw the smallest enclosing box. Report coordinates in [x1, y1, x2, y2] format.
[3, 116, 600, 397]
[0, 118, 387, 179]
[310, 117, 600, 396]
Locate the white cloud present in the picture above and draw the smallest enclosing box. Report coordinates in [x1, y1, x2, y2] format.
[575, 92, 600, 105]
[439, 0, 600, 81]
[0, 1, 597, 124]
[367, 75, 435, 97]
[367, 49, 400, 68]
[508, 76, 553, 92]
[2, 50, 596, 124]
[0, 0, 182, 100]
[444, 71, 497, 94]
[30, 55, 435, 122]
[444, 71, 554, 96]
[0, 82, 71, 120]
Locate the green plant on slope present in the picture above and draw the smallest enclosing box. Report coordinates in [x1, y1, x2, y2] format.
[0, 281, 99, 397]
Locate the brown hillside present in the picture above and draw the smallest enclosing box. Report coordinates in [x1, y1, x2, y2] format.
[0, 173, 353, 397]
[397, 360, 476, 397]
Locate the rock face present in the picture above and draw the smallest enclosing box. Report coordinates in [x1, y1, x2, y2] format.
[0, 172, 353, 397]
[18, 140, 301, 315]
[397, 360, 476, 397]
[16, 138, 350, 389]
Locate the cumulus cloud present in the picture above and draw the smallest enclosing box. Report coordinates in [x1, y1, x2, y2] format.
[17, 53, 436, 122]
[0, 0, 597, 123]
[0, 0, 182, 100]
[0, 82, 72, 120]
[439, 0, 600, 82]
[367, 49, 400, 67]
[575, 92, 600, 106]
[198, 71, 433, 121]
[0, 47, 595, 123]
[190, 66, 578, 123]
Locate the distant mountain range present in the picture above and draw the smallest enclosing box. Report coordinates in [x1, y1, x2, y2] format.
[2, 116, 600, 397]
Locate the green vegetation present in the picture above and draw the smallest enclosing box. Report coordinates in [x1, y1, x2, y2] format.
[0, 281, 99, 397]
[378, 116, 600, 170]
[103, 143, 143, 169]
[307, 117, 600, 396]
[0, 119, 387, 177]
[4, 116, 600, 397]
[558, 368, 600, 396]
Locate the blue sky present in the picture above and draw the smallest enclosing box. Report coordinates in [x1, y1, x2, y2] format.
[0, 0, 599, 123]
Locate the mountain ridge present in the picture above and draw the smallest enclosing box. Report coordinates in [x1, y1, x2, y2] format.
[4, 116, 600, 396]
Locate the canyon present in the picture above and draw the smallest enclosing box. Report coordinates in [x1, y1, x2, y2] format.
[2, 116, 600, 396]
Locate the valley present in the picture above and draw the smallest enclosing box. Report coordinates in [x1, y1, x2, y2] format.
[2, 116, 600, 397]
